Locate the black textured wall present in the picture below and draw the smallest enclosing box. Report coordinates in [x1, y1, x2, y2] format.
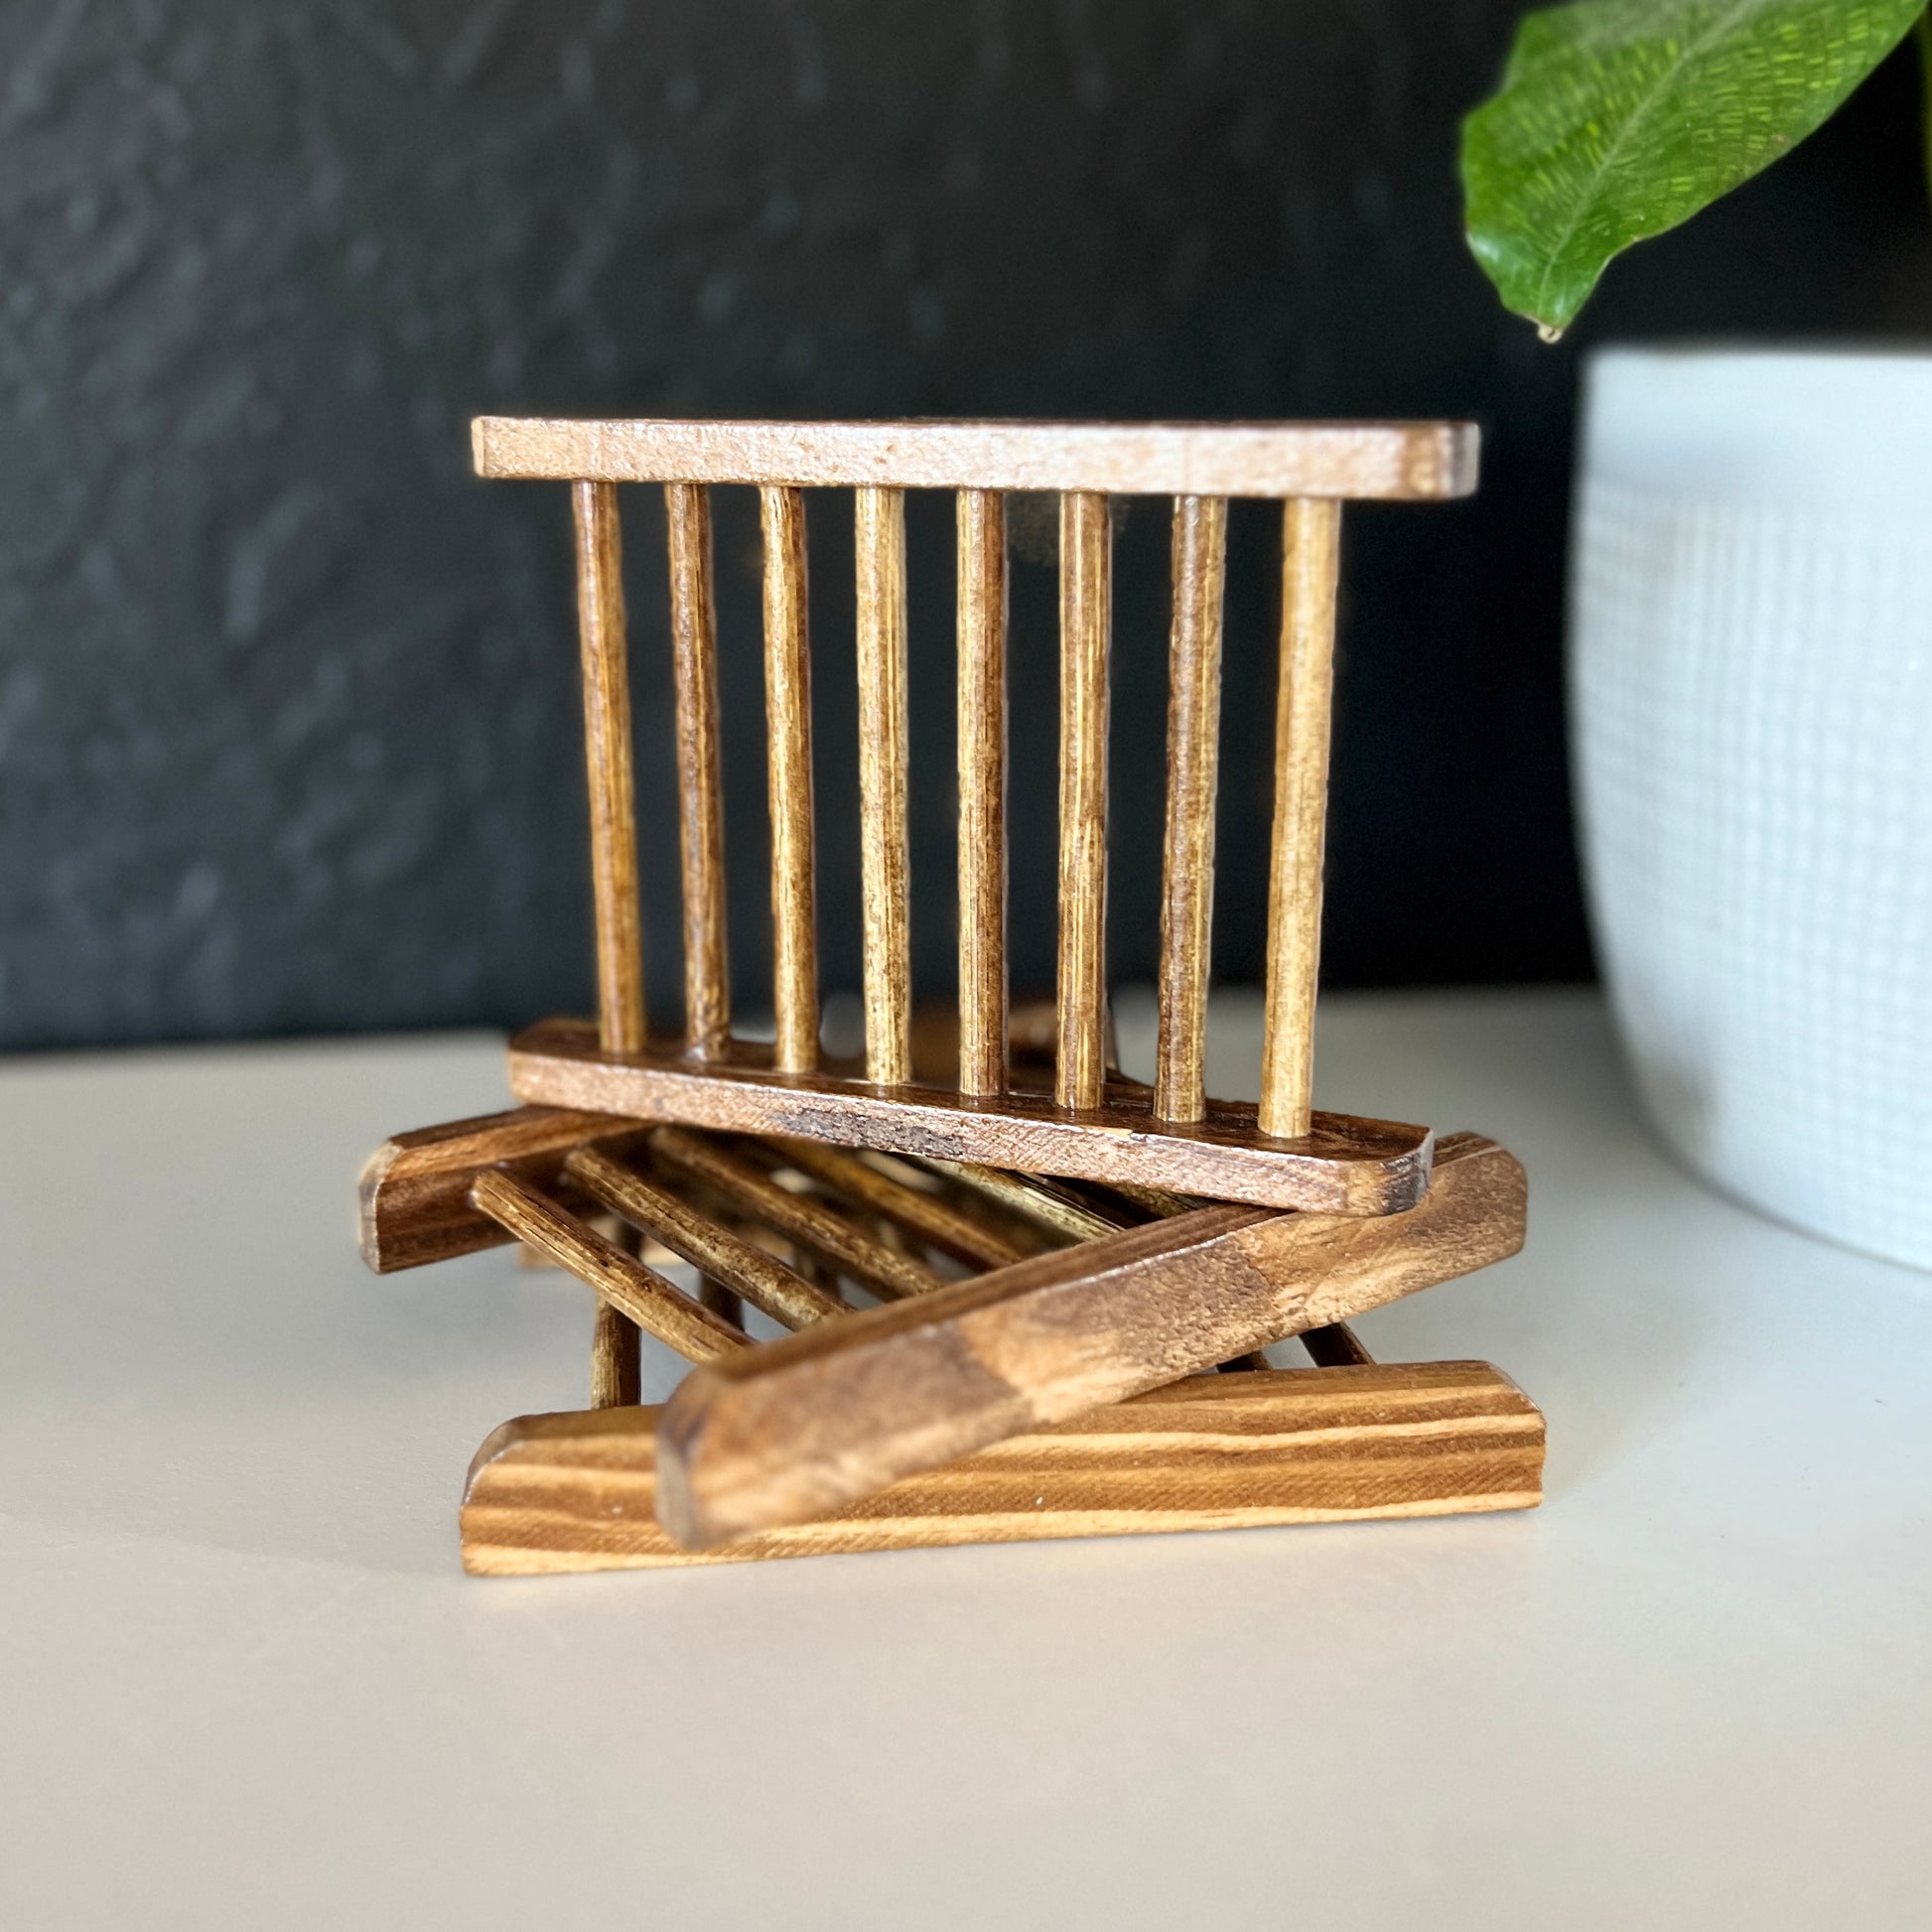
[5, 2, 1929, 1049]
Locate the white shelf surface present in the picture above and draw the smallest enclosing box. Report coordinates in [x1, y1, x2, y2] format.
[2, 990, 1926, 1930]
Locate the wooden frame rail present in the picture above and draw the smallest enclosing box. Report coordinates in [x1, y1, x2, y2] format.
[478, 416, 1478, 1236]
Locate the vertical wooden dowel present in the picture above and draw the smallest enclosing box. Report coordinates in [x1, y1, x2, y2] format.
[573, 479, 646, 1401]
[698, 1277, 744, 1328]
[855, 485, 912, 1085]
[1056, 490, 1112, 1113]
[1155, 494, 1227, 1124]
[760, 484, 819, 1074]
[956, 488, 1009, 1097]
[572, 481, 647, 1056]
[589, 1300, 641, 1407]
[664, 483, 731, 1058]
[1259, 496, 1342, 1140]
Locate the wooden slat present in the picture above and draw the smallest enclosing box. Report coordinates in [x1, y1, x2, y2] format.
[469, 1171, 749, 1363]
[462, 1362, 1543, 1574]
[571, 482, 647, 1054]
[1098, 1177, 1204, 1219]
[927, 1162, 1121, 1246]
[1259, 497, 1342, 1141]
[766, 1139, 1028, 1271]
[1155, 494, 1227, 1123]
[357, 1104, 638, 1272]
[956, 487, 1008, 1097]
[654, 1133, 1526, 1547]
[647, 1127, 942, 1302]
[507, 1017, 1433, 1215]
[565, 1146, 847, 1330]
[475, 418, 1480, 500]
[664, 482, 731, 1057]
[760, 484, 819, 1074]
[854, 484, 912, 1085]
[1056, 490, 1112, 1112]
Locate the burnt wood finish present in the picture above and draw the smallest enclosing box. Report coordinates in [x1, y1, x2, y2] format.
[646, 1127, 944, 1303]
[855, 483, 913, 1085]
[767, 1139, 1029, 1271]
[461, 1362, 1544, 1574]
[759, 483, 818, 1076]
[1259, 497, 1342, 1140]
[504, 1017, 1433, 1216]
[474, 418, 1480, 1207]
[357, 1105, 639, 1273]
[955, 487, 1009, 1098]
[565, 1145, 847, 1330]
[664, 482, 731, 1058]
[469, 1169, 749, 1363]
[1156, 495, 1227, 1124]
[1056, 489, 1113, 1113]
[653, 1133, 1527, 1548]
[474, 417, 1479, 499]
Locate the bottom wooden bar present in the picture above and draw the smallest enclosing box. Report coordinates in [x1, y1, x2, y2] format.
[461, 1361, 1544, 1575]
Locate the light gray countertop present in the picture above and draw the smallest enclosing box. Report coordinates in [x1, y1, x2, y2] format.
[3, 989, 1927, 1930]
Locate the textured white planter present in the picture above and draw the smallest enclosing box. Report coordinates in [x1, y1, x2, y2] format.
[1573, 347, 1932, 1272]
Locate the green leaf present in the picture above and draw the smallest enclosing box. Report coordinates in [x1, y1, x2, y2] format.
[1461, 0, 1925, 337]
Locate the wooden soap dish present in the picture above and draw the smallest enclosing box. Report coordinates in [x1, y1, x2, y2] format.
[356, 415, 1544, 1574]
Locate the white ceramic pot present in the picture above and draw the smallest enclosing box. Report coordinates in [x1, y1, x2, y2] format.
[1573, 346, 1932, 1272]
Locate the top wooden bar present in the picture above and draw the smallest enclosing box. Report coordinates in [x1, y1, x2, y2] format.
[473, 417, 1479, 501]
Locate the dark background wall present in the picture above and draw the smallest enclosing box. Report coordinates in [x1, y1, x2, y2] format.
[5, 0, 1929, 1051]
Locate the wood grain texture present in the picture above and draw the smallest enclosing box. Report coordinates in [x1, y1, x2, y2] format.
[759, 484, 819, 1074]
[956, 487, 1008, 1098]
[1259, 497, 1342, 1141]
[565, 1145, 846, 1330]
[463, 1362, 1541, 1574]
[854, 484, 912, 1085]
[590, 1301, 641, 1408]
[768, 1139, 1028, 1270]
[470, 1170, 749, 1362]
[571, 481, 646, 1056]
[506, 1017, 1434, 1215]
[573, 486, 648, 1400]
[357, 1104, 639, 1272]
[1100, 1177, 1206, 1220]
[928, 1162, 1122, 1245]
[1056, 490, 1111, 1112]
[473, 418, 1480, 499]
[664, 482, 731, 1057]
[1156, 494, 1227, 1124]
[654, 1133, 1527, 1546]
[646, 1127, 942, 1303]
